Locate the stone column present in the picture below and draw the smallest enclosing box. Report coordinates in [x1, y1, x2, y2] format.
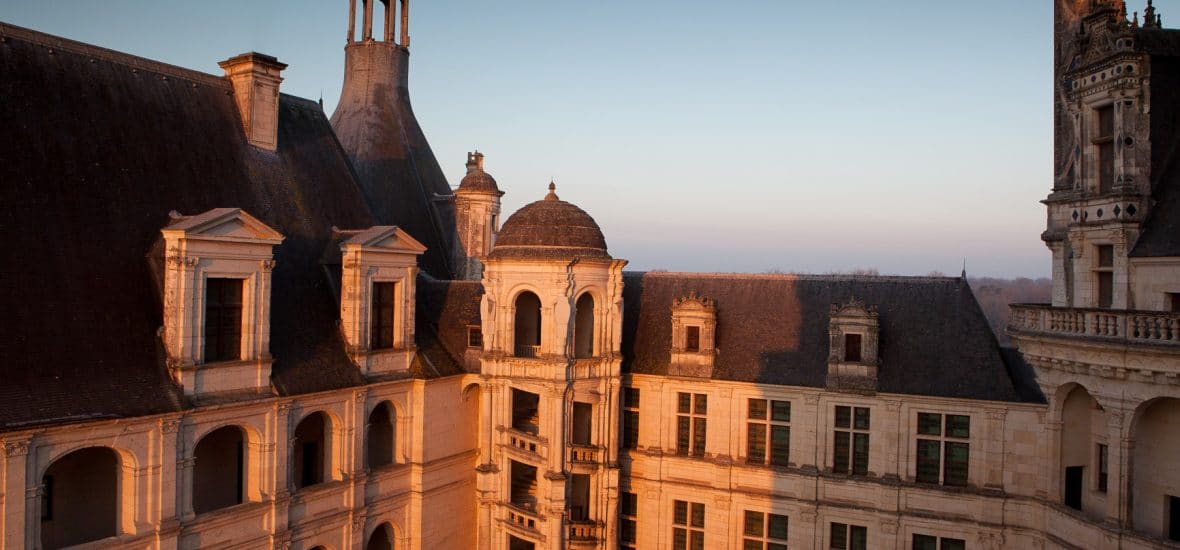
[879, 400, 902, 483]
[3, 437, 31, 550]
[362, 0, 374, 40]
[158, 417, 182, 546]
[1107, 408, 1132, 528]
[1044, 420, 1063, 501]
[270, 402, 294, 548]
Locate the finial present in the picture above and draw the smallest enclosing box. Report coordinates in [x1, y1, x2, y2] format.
[1145, 0, 1159, 28]
[961, 259, 967, 279]
[545, 181, 559, 201]
[1134, 11, 1140, 26]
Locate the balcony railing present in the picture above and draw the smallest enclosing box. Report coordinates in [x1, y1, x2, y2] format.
[514, 344, 541, 358]
[1009, 304, 1180, 346]
[506, 427, 545, 457]
[505, 501, 542, 531]
[567, 520, 601, 542]
[569, 445, 600, 464]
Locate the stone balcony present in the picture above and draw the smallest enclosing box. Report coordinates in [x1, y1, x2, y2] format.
[502, 426, 547, 462]
[514, 344, 541, 358]
[1009, 304, 1180, 348]
[567, 520, 602, 547]
[568, 444, 601, 464]
[503, 501, 544, 535]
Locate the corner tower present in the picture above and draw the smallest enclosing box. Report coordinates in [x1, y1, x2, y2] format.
[473, 184, 627, 549]
[331, 0, 456, 279]
[453, 151, 504, 281]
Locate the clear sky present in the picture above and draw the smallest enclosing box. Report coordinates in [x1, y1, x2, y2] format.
[3, 0, 1064, 277]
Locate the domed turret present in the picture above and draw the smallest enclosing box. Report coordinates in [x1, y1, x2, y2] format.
[452, 151, 503, 280]
[490, 182, 609, 261]
[457, 151, 501, 194]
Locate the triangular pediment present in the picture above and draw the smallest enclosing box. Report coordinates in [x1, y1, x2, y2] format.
[163, 207, 284, 243]
[340, 225, 427, 255]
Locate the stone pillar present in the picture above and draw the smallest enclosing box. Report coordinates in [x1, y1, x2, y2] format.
[399, 0, 409, 47]
[983, 408, 1008, 489]
[270, 402, 294, 548]
[879, 518, 900, 550]
[158, 418, 182, 541]
[796, 508, 818, 550]
[1108, 407, 1132, 528]
[1045, 420, 1063, 501]
[362, 0, 374, 40]
[3, 437, 31, 550]
[879, 401, 902, 483]
[347, 0, 356, 42]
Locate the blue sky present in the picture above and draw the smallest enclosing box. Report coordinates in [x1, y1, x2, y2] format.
[3, 0, 1062, 277]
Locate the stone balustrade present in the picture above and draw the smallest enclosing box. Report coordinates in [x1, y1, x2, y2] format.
[568, 445, 600, 464]
[1009, 304, 1180, 346]
[567, 520, 601, 544]
[514, 344, 541, 358]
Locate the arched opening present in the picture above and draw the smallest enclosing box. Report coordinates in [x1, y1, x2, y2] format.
[41, 447, 119, 549]
[293, 412, 330, 490]
[368, 402, 396, 468]
[372, 0, 387, 42]
[193, 426, 246, 514]
[1132, 397, 1180, 540]
[463, 384, 482, 451]
[514, 291, 542, 357]
[1059, 385, 1107, 518]
[574, 293, 595, 358]
[366, 522, 396, 550]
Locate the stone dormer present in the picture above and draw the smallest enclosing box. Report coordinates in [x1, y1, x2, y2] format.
[219, 52, 286, 151]
[669, 293, 717, 378]
[160, 208, 284, 397]
[337, 225, 425, 377]
[826, 297, 880, 392]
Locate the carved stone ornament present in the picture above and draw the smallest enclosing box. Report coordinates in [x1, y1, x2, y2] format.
[161, 418, 182, 434]
[5, 439, 30, 457]
[672, 292, 715, 311]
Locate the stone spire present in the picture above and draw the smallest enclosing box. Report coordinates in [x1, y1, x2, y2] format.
[1144, 0, 1160, 28]
[330, 0, 456, 279]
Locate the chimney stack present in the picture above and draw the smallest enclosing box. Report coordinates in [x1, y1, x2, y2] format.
[466, 151, 485, 173]
[219, 52, 287, 151]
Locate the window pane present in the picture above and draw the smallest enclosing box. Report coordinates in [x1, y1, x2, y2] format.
[945, 415, 970, 438]
[835, 406, 851, 428]
[624, 387, 640, 408]
[1098, 271, 1113, 308]
[690, 531, 705, 550]
[674, 500, 687, 525]
[850, 525, 867, 550]
[917, 439, 941, 483]
[743, 541, 762, 550]
[771, 400, 791, 422]
[621, 492, 637, 516]
[941, 538, 966, 550]
[830, 523, 847, 549]
[749, 398, 768, 420]
[677, 417, 690, 454]
[744, 510, 764, 537]
[771, 426, 790, 466]
[621, 518, 636, 543]
[673, 528, 687, 550]
[678, 393, 691, 414]
[693, 418, 707, 456]
[852, 433, 869, 475]
[917, 413, 942, 436]
[854, 408, 870, 430]
[690, 502, 705, 528]
[685, 325, 701, 352]
[844, 333, 862, 362]
[768, 513, 788, 540]
[833, 432, 850, 474]
[694, 394, 708, 415]
[768, 544, 788, 550]
[747, 423, 767, 464]
[912, 534, 937, 550]
[945, 442, 969, 486]
[622, 411, 639, 450]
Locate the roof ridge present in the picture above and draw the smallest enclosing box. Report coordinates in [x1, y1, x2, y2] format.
[626, 271, 963, 283]
[0, 20, 230, 89]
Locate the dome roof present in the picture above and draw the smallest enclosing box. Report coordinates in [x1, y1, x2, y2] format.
[456, 151, 501, 194]
[490, 183, 609, 260]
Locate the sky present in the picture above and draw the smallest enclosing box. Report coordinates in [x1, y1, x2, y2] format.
[2, 0, 1072, 277]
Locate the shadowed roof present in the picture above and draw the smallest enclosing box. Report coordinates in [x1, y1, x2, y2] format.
[621, 272, 1041, 403]
[490, 184, 610, 261]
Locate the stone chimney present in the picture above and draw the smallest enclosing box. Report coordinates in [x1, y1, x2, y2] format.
[466, 151, 485, 173]
[218, 52, 287, 151]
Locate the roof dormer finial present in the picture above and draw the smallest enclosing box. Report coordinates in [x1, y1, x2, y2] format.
[545, 181, 558, 201]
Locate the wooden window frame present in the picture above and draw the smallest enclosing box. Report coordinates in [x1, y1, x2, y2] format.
[673, 500, 705, 550]
[829, 522, 867, 550]
[915, 412, 970, 486]
[370, 281, 396, 350]
[676, 393, 707, 457]
[833, 406, 870, 476]
[621, 388, 640, 451]
[746, 398, 791, 466]
[743, 510, 788, 550]
[619, 491, 638, 550]
[204, 277, 244, 363]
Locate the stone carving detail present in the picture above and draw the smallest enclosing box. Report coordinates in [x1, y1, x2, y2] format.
[161, 418, 182, 434]
[669, 292, 717, 378]
[826, 297, 880, 392]
[5, 439, 30, 457]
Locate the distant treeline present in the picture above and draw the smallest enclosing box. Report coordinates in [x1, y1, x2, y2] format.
[967, 276, 1052, 345]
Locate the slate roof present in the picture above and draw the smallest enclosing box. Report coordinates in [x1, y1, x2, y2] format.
[489, 184, 610, 261]
[416, 278, 484, 374]
[621, 272, 1041, 403]
[0, 22, 458, 430]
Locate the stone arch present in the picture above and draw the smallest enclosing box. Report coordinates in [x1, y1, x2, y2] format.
[1058, 383, 1107, 518]
[462, 383, 483, 451]
[574, 291, 595, 358]
[366, 522, 396, 550]
[293, 411, 334, 490]
[192, 425, 253, 514]
[368, 401, 397, 468]
[40, 447, 123, 549]
[513, 290, 542, 357]
[1130, 396, 1180, 540]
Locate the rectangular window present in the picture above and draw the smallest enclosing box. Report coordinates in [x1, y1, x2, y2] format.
[620, 491, 638, 550]
[1096, 244, 1114, 309]
[673, 500, 705, 550]
[204, 278, 243, 362]
[371, 281, 396, 349]
[1097, 443, 1109, 493]
[829, 522, 867, 550]
[912, 534, 965, 550]
[743, 510, 788, 550]
[621, 387, 640, 450]
[677, 392, 707, 456]
[685, 326, 701, 352]
[467, 326, 482, 348]
[1095, 104, 1115, 194]
[747, 398, 791, 466]
[915, 413, 970, 486]
[844, 333, 862, 362]
[1168, 495, 1180, 541]
[1167, 293, 1180, 313]
[833, 406, 870, 475]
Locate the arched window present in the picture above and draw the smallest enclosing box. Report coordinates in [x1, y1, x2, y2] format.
[574, 293, 595, 358]
[193, 426, 246, 514]
[514, 291, 542, 358]
[1059, 385, 1105, 517]
[41, 447, 119, 549]
[293, 412, 330, 489]
[367, 523, 396, 550]
[368, 402, 396, 468]
[1132, 397, 1180, 540]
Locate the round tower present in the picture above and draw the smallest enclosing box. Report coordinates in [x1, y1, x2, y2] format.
[453, 151, 503, 281]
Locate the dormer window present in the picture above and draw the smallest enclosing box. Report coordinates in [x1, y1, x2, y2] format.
[159, 208, 283, 398]
[669, 294, 716, 378]
[826, 297, 880, 392]
[337, 226, 425, 377]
